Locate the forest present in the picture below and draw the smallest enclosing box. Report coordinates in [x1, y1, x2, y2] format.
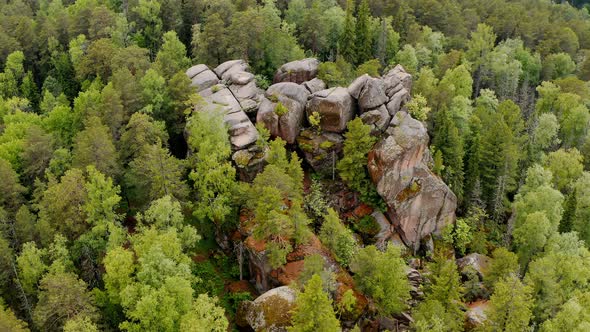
[2, 0, 590, 331]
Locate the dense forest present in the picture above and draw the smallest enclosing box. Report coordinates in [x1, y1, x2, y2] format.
[2, 0, 590, 331]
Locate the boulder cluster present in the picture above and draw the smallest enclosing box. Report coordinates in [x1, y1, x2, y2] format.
[186, 57, 457, 253]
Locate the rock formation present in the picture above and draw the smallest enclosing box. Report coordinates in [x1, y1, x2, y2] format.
[366, 66, 457, 253]
[188, 59, 457, 252]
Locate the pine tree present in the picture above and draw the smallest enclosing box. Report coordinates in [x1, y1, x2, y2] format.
[289, 274, 340, 332]
[339, 0, 356, 63]
[354, 0, 372, 65]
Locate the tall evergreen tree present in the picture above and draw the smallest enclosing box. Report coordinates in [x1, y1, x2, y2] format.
[433, 107, 464, 203]
[354, 0, 372, 65]
[339, 0, 356, 64]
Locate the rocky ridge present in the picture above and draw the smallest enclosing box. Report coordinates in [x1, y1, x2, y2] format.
[186, 58, 458, 330]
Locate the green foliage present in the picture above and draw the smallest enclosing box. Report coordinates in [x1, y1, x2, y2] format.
[406, 94, 431, 121]
[308, 111, 321, 131]
[355, 59, 381, 77]
[319, 208, 357, 266]
[0, 302, 29, 332]
[337, 118, 380, 206]
[483, 275, 533, 332]
[484, 247, 519, 291]
[289, 274, 340, 332]
[351, 245, 411, 316]
[275, 102, 289, 116]
[442, 217, 472, 255]
[180, 294, 228, 332]
[317, 57, 354, 87]
[187, 106, 236, 225]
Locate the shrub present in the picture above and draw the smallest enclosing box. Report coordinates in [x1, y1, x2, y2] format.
[274, 102, 289, 116]
[319, 209, 358, 266]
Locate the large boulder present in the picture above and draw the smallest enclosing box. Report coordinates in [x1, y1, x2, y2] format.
[256, 83, 310, 144]
[241, 286, 297, 332]
[306, 87, 356, 133]
[229, 80, 264, 113]
[232, 146, 267, 182]
[368, 112, 457, 252]
[348, 75, 388, 111]
[273, 58, 319, 84]
[296, 128, 343, 175]
[360, 105, 391, 133]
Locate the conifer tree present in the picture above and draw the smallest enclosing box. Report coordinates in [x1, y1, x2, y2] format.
[289, 274, 340, 332]
[354, 0, 372, 65]
[339, 0, 356, 64]
[433, 107, 464, 203]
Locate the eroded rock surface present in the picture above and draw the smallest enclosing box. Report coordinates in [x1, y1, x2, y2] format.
[368, 112, 457, 252]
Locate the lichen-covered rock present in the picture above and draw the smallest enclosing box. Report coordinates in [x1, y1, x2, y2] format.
[243, 286, 297, 332]
[296, 128, 343, 175]
[232, 146, 267, 182]
[256, 83, 310, 144]
[368, 112, 457, 252]
[348, 74, 388, 111]
[457, 253, 491, 279]
[273, 58, 319, 84]
[372, 211, 405, 250]
[306, 87, 355, 133]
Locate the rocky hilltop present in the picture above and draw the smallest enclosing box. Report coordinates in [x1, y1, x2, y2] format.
[187, 58, 457, 254]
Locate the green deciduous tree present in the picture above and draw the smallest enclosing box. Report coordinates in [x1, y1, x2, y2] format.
[483, 275, 533, 332]
[72, 117, 119, 178]
[350, 244, 410, 316]
[179, 294, 228, 332]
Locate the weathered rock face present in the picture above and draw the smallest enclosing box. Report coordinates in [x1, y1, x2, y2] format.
[188, 60, 261, 151]
[360, 104, 391, 133]
[256, 83, 310, 144]
[348, 74, 388, 111]
[306, 87, 356, 133]
[273, 58, 319, 84]
[383, 65, 412, 116]
[241, 286, 297, 332]
[296, 128, 343, 175]
[368, 111, 457, 252]
[186, 64, 219, 92]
